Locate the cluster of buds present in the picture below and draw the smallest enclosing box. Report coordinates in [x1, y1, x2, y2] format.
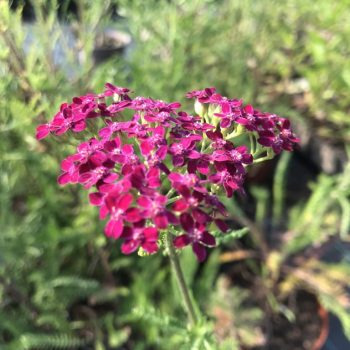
[36, 84, 299, 261]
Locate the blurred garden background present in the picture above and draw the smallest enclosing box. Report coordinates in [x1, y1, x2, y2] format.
[1, 0, 350, 349]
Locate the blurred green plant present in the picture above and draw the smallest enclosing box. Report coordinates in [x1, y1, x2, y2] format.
[0, 1, 127, 349]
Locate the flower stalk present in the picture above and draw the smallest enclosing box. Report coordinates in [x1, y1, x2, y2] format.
[166, 232, 198, 326]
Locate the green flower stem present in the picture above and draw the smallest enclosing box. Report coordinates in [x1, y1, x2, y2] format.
[166, 233, 198, 326]
[253, 154, 274, 163]
[226, 131, 243, 139]
[166, 196, 180, 205]
[165, 188, 175, 197]
[249, 133, 256, 154]
[252, 146, 274, 163]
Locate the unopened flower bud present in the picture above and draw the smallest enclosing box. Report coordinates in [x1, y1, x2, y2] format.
[138, 247, 151, 256]
[194, 99, 208, 119]
[235, 124, 245, 136]
[113, 93, 122, 102]
[208, 103, 220, 116]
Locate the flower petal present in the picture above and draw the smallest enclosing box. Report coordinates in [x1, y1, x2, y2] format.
[118, 193, 133, 210]
[143, 227, 159, 241]
[173, 198, 189, 212]
[199, 231, 216, 246]
[192, 242, 207, 262]
[154, 213, 168, 229]
[57, 172, 71, 185]
[141, 241, 158, 254]
[180, 213, 195, 232]
[104, 219, 123, 239]
[121, 239, 140, 254]
[173, 234, 191, 248]
[36, 124, 50, 140]
[89, 192, 104, 206]
[193, 208, 211, 224]
[214, 219, 229, 233]
[125, 208, 142, 223]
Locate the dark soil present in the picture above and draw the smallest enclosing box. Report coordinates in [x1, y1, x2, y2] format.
[252, 291, 326, 350]
[219, 256, 327, 350]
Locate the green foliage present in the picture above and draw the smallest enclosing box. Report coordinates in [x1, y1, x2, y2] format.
[273, 152, 292, 225]
[286, 158, 350, 254]
[4, 333, 87, 350]
[213, 228, 249, 245]
[209, 277, 264, 349]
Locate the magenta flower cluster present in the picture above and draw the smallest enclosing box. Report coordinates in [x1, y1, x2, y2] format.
[36, 84, 299, 261]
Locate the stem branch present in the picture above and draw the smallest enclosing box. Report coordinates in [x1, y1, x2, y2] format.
[166, 233, 198, 326]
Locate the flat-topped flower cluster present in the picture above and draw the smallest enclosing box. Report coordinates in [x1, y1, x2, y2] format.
[36, 84, 299, 261]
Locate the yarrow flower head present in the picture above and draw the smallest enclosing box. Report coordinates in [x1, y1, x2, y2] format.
[36, 83, 299, 262]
